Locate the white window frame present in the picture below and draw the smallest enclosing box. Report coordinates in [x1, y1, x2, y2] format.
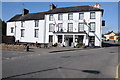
[58, 14, 63, 20]
[35, 20, 39, 27]
[68, 13, 73, 20]
[79, 13, 84, 20]
[90, 12, 95, 19]
[11, 27, 14, 33]
[21, 29, 25, 37]
[49, 23, 54, 32]
[68, 23, 73, 32]
[90, 22, 95, 32]
[49, 14, 53, 21]
[78, 23, 84, 32]
[21, 21, 24, 27]
[34, 29, 39, 38]
[58, 23, 63, 32]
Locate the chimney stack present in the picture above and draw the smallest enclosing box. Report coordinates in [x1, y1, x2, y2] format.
[94, 3, 101, 8]
[22, 8, 29, 16]
[50, 4, 56, 10]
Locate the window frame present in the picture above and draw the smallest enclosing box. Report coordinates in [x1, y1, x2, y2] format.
[49, 14, 53, 21]
[35, 20, 39, 27]
[34, 29, 39, 38]
[11, 27, 14, 33]
[78, 23, 84, 32]
[49, 23, 54, 32]
[68, 13, 73, 20]
[68, 23, 73, 32]
[90, 12, 96, 19]
[58, 23, 63, 32]
[89, 22, 95, 32]
[79, 13, 84, 20]
[21, 29, 25, 37]
[21, 21, 24, 27]
[58, 14, 63, 20]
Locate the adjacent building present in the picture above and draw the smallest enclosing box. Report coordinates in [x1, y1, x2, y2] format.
[7, 3, 104, 47]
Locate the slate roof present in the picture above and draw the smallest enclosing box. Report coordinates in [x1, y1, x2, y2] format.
[7, 5, 104, 22]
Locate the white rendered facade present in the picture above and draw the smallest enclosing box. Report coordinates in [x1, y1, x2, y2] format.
[7, 5, 103, 47]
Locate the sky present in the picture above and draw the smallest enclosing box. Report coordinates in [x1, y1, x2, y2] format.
[2, 2, 118, 34]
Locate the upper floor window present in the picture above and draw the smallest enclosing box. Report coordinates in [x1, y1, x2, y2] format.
[49, 23, 54, 32]
[21, 21, 24, 27]
[90, 22, 95, 32]
[78, 23, 84, 32]
[68, 23, 73, 32]
[79, 13, 84, 20]
[21, 29, 25, 37]
[35, 20, 39, 27]
[49, 14, 53, 21]
[34, 29, 39, 38]
[11, 27, 14, 33]
[68, 13, 73, 20]
[58, 23, 63, 32]
[58, 14, 63, 20]
[90, 12, 95, 19]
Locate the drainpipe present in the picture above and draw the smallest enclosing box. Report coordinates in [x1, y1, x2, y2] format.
[44, 15, 46, 45]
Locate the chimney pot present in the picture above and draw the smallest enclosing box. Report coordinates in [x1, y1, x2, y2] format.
[50, 4, 56, 10]
[94, 3, 101, 8]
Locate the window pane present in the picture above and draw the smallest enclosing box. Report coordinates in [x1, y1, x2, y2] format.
[49, 35, 53, 42]
[21, 29, 25, 37]
[90, 23, 95, 31]
[35, 20, 39, 27]
[90, 12, 95, 19]
[21, 21, 24, 27]
[78, 23, 84, 32]
[49, 24, 54, 32]
[58, 23, 63, 32]
[79, 13, 84, 20]
[58, 14, 63, 20]
[68, 23, 73, 32]
[11, 27, 14, 33]
[49, 14, 53, 21]
[68, 13, 73, 20]
[35, 29, 39, 38]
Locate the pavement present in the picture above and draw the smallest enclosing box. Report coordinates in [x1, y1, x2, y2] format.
[2, 46, 118, 79]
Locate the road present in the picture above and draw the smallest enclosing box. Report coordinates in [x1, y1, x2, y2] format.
[2, 47, 118, 79]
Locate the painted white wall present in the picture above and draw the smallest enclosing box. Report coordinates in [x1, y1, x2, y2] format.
[7, 11, 102, 46]
[45, 11, 103, 46]
[7, 20, 45, 43]
[7, 22, 16, 36]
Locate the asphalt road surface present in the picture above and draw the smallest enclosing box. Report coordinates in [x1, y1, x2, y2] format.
[2, 47, 118, 79]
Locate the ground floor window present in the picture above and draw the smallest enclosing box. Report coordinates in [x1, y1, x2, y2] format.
[89, 36, 95, 43]
[49, 35, 53, 42]
[58, 35, 62, 43]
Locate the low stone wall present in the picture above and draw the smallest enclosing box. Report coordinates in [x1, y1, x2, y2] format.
[0, 43, 26, 51]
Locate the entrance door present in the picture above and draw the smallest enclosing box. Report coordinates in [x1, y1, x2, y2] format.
[69, 38, 73, 46]
[78, 36, 83, 43]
